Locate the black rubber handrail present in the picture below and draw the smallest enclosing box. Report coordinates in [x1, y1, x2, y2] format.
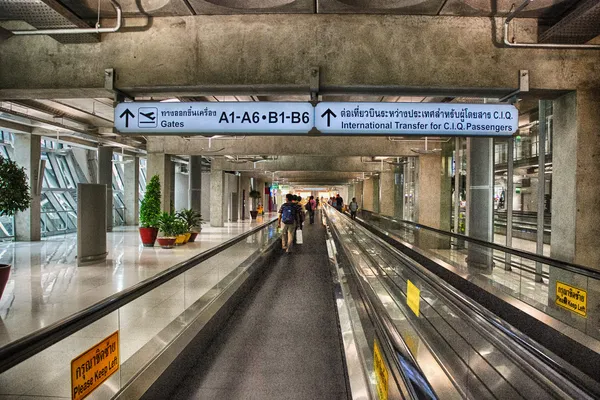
[360, 210, 600, 280]
[0, 217, 279, 374]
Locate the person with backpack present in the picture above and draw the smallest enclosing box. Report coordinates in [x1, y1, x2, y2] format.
[349, 197, 359, 220]
[335, 194, 344, 212]
[292, 195, 304, 244]
[305, 195, 317, 224]
[278, 193, 297, 253]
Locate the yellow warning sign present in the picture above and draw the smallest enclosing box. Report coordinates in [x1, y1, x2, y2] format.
[407, 280, 420, 317]
[556, 281, 587, 317]
[71, 331, 120, 400]
[373, 340, 389, 400]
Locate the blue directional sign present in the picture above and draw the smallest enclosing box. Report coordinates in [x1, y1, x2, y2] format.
[315, 102, 519, 136]
[115, 102, 314, 134]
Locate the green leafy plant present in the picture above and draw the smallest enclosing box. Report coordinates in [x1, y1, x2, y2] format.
[248, 189, 261, 200]
[177, 208, 205, 232]
[0, 155, 31, 216]
[140, 175, 161, 228]
[157, 212, 180, 237]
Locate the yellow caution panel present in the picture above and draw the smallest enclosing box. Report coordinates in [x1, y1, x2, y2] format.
[71, 331, 120, 400]
[373, 340, 389, 400]
[556, 281, 587, 317]
[407, 280, 421, 317]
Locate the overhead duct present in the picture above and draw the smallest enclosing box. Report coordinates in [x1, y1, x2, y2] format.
[539, 0, 600, 45]
[5, 0, 122, 40]
[503, 0, 600, 49]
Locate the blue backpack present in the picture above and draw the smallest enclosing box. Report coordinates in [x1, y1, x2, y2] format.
[281, 203, 296, 224]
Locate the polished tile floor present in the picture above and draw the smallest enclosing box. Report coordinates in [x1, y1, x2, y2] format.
[0, 216, 274, 347]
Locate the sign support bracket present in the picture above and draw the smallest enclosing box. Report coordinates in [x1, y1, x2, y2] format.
[499, 70, 529, 103]
[105, 68, 134, 107]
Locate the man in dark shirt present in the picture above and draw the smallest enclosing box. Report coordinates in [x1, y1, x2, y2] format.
[335, 194, 344, 211]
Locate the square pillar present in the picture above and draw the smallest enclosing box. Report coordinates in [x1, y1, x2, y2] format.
[466, 137, 494, 270]
[210, 159, 225, 227]
[147, 153, 173, 213]
[379, 171, 395, 217]
[97, 146, 114, 232]
[13, 134, 41, 241]
[552, 91, 600, 269]
[417, 154, 444, 229]
[124, 155, 139, 226]
[188, 156, 203, 214]
[362, 178, 374, 211]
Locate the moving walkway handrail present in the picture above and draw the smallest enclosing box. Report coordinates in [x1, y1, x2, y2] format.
[325, 207, 437, 400]
[360, 210, 600, 280]
[0, 217, 279, 374]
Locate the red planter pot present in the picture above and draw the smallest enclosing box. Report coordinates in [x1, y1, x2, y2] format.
[0, 264, 10, 300]
[188, 232, 199, 243]
[157, 237, 176, 249]
[139, 227, 159, 247]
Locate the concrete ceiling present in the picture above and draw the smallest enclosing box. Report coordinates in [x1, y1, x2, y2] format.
[0, 0, 597, 188]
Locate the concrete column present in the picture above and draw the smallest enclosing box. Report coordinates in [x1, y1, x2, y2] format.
[466, 137, 494, 270]
[363, 178, 374, 211]
[552, 91, 600, 269]
[97, 146, 114, 232]
[123, 155, 139, 226]
[13, 134, 41, 241]
[379, 171, 395, 217]
[188, 156, 202, 214]
[355, 181, 364, 209]
[147, 153, 173, 213]
[210, 159, 225, 227]
[394, 166, 404, 219]
[440, 141, 453, 232]
[417, 154, 443, 229]
[239, 175, 251, 219]
[174, 166, 189, 212]
[372, 175, 380, 213]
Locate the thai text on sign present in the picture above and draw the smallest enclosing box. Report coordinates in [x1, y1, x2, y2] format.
[555, 281, 587, 317]
[71, 331, 120, 400]
[373, 340, 389, 400]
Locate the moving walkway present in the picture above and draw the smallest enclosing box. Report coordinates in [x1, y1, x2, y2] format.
[1, 210, 599, 399]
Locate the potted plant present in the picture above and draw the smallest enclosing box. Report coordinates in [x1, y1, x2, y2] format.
[156, 212, 179, 249]
[177, 208, 204, 243]
[139, 175, 161, 247]
[173, 218, 189, 246]
[249, 189, 261, 220]
[0, 155, 32, 299]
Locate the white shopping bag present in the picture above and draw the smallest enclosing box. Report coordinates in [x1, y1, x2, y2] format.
[296, 229, 303, 244]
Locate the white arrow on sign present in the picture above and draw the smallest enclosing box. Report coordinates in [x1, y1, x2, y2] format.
[315, 102, 519, 136]
[114, 102, 314, 134]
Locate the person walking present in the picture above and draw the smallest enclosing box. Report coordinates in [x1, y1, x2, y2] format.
[278, 193, 297, 253]
[305, 195, 317, 224]
[335, 194, 344, 212]
[349, 197, 359, 220]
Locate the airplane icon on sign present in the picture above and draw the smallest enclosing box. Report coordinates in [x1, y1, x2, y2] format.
[138, 107, 158, 128]
[140, 111, 155, 121]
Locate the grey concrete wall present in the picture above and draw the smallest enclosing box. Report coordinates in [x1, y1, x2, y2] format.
[13, 133, 41, 241]
[188, 156, 202, 215]
[210, 159, 224, 227]
[362, 178, 374, 211]
[552, 91, 600, 270]
[147, 153, 173, 213]
[417, 154, 443, 229]
[174, 170, 189, 212]
[551, 92, 578, 263]
[2, 15, 600, 99]
[379, 171, 395, 217]
[97, 146, 113, 231]
[201, 171, 211, 221]
[123, 155, 139, 226]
